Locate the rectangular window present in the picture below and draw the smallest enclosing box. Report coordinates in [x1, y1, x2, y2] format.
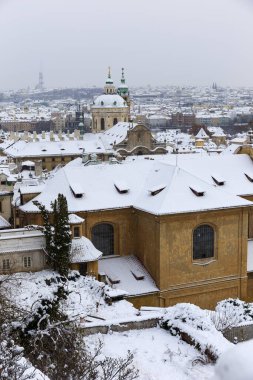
[3, 259, 10, 270]
[0, 201, 2, 213]
[74, 226, 80, 238]
[24, 256, 32, 268]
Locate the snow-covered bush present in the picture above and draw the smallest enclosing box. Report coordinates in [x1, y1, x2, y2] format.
[215, 298, 253, 326]
[160, 303, 231, 362]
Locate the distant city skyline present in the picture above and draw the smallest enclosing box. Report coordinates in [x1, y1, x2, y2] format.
[0, 0, 253, 90]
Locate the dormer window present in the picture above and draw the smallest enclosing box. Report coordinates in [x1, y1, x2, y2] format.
[70, 183, 84, 198]
[211, 175, 225, 186]
[148, 184, 166, 196]
[114, 180, 129, 194]
[190, 186, 205, 197]
[245, 173, 253, 182]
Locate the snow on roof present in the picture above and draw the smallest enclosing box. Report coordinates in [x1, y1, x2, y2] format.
[19, 156, 253, 216]
[221, 144, 241, 155]
[22, 160, 35, 166]
[19, 184, 45, 195]
[70, 236, 102, 263]
[103, 122, 137, 146]
[0, 228, 45, 253]
[114, 179, 129, 193]
[4, 136, 113, 158]
[98, 255, 159, 296]
[68, 213, 85, 224]
[0, 215, 11, 229]
[93, 94, 127, 108]
[70, 182, 84, 197]
[195, 128, 209, 139]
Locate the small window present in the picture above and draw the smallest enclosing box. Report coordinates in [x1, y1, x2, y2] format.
[24, 256, 32, 268]
[73, 226, 80, 238]
[193, 225, 214, 260]
[0, 201, 2, 213]
[3, 259, 10, 270]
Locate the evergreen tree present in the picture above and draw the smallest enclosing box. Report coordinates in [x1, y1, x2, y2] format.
[37, 194, 71, 277]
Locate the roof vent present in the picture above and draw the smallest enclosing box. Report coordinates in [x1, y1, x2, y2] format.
[245, 173, 253, 183]
[70, 183, 84, 198]
[131, 269, 145, 281]
[189, 186, 205, 197]
[114, 179, 129, 194]
[148, 184, 166, 196]
[108, 272, 120, 284]
[211, 175, 225, 186]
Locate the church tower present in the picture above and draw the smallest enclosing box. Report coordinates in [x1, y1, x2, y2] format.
[117, 68, 130, 106]
[91, 67, 130, 132]
[104, 67, 116, 94]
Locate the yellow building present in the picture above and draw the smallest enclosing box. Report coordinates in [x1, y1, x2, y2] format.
[17, 154, 253, 309]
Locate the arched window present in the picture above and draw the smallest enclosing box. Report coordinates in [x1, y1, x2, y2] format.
[101, 118, 105, 131]
[113, 118, 118, 125]
[193, 224, 214, 260]
[91, 223, 114, 256]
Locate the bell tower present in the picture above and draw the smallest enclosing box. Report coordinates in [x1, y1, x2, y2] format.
[104, 67, 116, 94]
[117, 67, 130, 106]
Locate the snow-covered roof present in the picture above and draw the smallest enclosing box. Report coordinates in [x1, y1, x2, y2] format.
[0, 228, 45, 253]
[0, 215, 11, 229]
[70, 236, 102, 263]
[93, 94, 127, 108]
[98, 255, 159, 296]
[4, 135, 113, 158]
[103, 122, 137, 145]
[195, 128, 209, 139]
[19, 156, 253, 216]
[22, 160, 35, 166]
[69, 213, 85, 224]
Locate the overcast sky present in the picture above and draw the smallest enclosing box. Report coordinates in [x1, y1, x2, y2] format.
[0, 0, 253, 90]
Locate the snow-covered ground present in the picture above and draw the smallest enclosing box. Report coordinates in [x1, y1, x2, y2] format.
[86, 328, 215, 380]
[1, 270, 139, 323]
[2, 270, 253, 379]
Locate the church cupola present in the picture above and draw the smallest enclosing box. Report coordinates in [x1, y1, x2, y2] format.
[104, 67, 116, 95]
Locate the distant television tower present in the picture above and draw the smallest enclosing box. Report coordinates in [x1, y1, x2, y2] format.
[36, 71, 45, 91]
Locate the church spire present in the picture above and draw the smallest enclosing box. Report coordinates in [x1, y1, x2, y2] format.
[121, 67, 125, 84]
[104, 66, 116, 94]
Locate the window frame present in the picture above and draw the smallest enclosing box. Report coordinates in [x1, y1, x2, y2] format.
[192, 224, 216, 262]
[91, 222, 114, 257]
[3, 258, 10, 270]
[73, 226, 80, 238]
[23, 256, 32, 268]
